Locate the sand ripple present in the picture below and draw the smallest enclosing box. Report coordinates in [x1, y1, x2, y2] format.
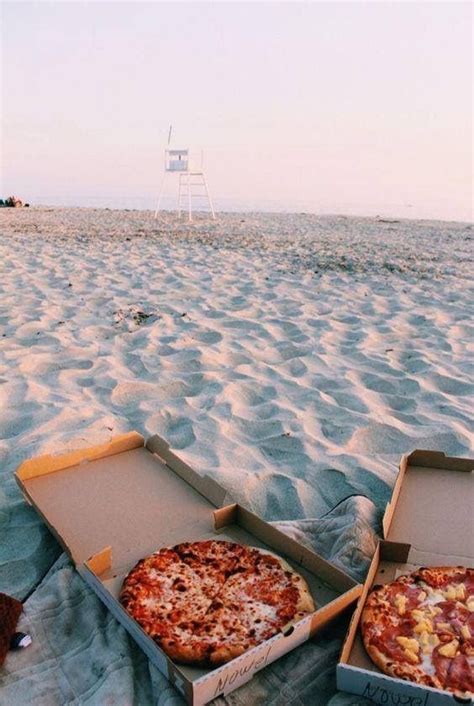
[1, 209, 472, 539]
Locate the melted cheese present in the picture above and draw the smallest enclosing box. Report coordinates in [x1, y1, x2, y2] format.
[422, 585, 446, 606]
[418, 649, 437, 676]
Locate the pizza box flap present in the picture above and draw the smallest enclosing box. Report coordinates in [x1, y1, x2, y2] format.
[15, 432, 233, 571]
[382, 449, 474, 566]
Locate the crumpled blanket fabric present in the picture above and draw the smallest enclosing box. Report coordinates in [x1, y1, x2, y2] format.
[272, 495, 381, 584]
[0, 494, 379, 706]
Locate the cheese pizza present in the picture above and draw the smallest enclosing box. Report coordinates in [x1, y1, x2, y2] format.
[120, 540, 315, 666]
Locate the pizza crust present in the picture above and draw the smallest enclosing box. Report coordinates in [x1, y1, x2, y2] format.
[160, 639, 208, 666]
[412, 566, 468, 588]
[209, 644, 249, 666]
[363, 641, 443, 690]
[292, 575, 315, 614]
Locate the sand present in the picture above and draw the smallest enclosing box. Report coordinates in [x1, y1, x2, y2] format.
[0, 207, 473, 704]
[1, 208, 472, 523]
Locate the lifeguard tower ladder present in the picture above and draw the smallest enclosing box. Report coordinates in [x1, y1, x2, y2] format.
[154, 145, 216, 221]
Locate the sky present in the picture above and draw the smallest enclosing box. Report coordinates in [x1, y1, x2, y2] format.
[1, 1, 472, 221]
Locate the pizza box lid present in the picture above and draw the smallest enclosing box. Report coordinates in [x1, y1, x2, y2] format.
[14, 431, 359, 593]
[15, 431, 235, 572]
[337, 450, 474, 706]
[381, 449, 474, 567]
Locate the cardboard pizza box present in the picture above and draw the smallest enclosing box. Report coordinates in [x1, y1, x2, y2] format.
[337, 450, 474, 706]
[15, 431, 361, 706]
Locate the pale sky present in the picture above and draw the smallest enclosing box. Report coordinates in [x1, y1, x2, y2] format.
[2, 1, 472, 220]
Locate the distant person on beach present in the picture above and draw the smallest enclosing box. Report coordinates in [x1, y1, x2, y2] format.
[0, 196, 29, 207]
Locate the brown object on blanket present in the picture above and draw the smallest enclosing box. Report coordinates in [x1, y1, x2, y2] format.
[0, 592, 23, 666]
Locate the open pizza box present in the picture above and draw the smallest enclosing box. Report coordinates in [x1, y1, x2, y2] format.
[15, 431, 361, 706]
[337, 449, 474, 706]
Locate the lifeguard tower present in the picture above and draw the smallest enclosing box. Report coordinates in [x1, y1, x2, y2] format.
[154, 131, 216, 221]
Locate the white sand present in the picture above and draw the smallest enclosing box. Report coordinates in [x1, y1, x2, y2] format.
[1, 208, 473, 523]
